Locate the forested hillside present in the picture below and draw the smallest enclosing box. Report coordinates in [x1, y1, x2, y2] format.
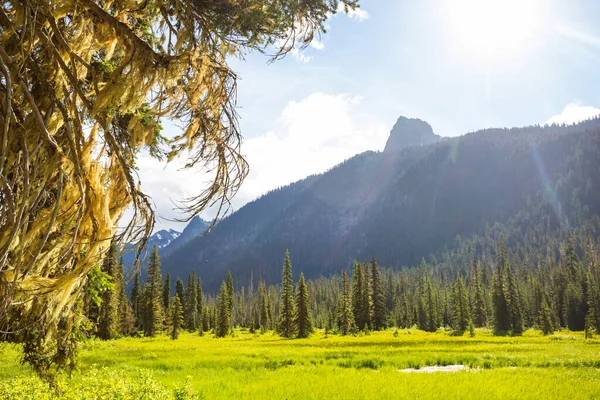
[160, 117, 600, 292]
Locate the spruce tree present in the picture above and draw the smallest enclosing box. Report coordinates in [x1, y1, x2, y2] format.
[197, 277, 204, 328]
[351, 260, 366, 329]
[425, 275, 437, 332]
[294, 273, 313, 338]
[175, 278, 185, 303]
[259, 279, 270, 333]
[117, 257, 134, 336]
[184, 271, 199, 331]
[143, 245, 164, 337]
[278, 249, 296, 338]
[452, 275, 470, 333]
[370, 258, 387, 330]
[169, 295, 184, 340]
[507, 265, 524, 335]
[163, 273, 171, 310]
[337, 269, 355, 335]
[226, 271, 235, 320]
[131, 271, 141, 329]
[98, 242, 119, 340]
[585, 271, 598, 338]
[471, 260, 487, 327]
[492, 241, 511, 333]
[539, 298, 554, 335]
[215, 281, 231, 338]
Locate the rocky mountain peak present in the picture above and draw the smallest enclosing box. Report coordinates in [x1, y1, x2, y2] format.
[383, 116, 440, 153]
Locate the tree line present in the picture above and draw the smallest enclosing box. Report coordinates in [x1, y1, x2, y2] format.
[87, 233, 600, 341]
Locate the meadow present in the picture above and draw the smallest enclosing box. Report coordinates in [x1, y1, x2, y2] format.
[1, 329, 600, 399]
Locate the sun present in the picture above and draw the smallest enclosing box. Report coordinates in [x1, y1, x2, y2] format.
[445, 0, 542, 61]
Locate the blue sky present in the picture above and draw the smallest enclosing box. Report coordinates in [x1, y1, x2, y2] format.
[140, 0, 600, 231]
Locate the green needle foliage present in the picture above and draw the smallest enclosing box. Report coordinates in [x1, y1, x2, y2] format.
[295, 273, 313, 338]
[278, 250, 296, 338]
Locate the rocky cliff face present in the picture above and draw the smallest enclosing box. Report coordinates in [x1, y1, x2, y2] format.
[383, 116, 440, 153]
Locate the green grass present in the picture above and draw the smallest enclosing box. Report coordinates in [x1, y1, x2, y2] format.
[2, 329, 600, 399]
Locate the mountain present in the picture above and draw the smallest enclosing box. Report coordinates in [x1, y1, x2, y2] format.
[152, 229, 181, 248]
[122, 216, 210, 267]
[161, 116, 600, 292]
[383, 116, 441, 152]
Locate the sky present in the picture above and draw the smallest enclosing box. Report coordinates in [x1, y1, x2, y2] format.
[137, 0, 600, 232]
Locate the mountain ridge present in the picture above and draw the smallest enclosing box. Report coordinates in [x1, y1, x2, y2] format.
[161, 117, 600, 292]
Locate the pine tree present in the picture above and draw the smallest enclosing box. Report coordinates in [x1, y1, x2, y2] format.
[117, 257, 134, 336]
[143, 245, 164, 337]
[184, 271, 199, 331]
[130, 271, 141, 329]
[452, 274, 470, 333]
[539, 298, 554, 335]
[98, 242, 119, 340]
[351, 260, 366, 330]
[585, 271, 598, 338]
[337, 269, 355, 335]
[175, 278, 185, 303]
[370, 258, 387, 330]
[168, 296, 184, 340]
[471, 260, 487, 327]
[259, 279, 270, 333]
[294, 273, 313, 338]
[163, 273, 171, 310]
[425, 275, 437, 332]
[278, 249, 296, 338]
[215, 281, 231, 338]
[226, 271, 235, 321]
[197, 277, 204, 328]
[492, 241, 511, 333]
[507, 265, 524, 335]
[362, 262, 373, 330]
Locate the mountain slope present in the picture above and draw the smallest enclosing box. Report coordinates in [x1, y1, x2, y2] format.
[161, 117, 600, 292]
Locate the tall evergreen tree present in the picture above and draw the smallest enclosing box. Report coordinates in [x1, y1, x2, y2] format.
[370, 258, 387, 330]
[117, 257, 134, 336]
[471, 260, 487, 327]
[507, 265, 524, 334]
[452, 274, 470, 332]
[175, 278, 185, 303]
[168, 295, 184, 340]
[143, 245, 164, 337]
[197, 277, 204, 328]
[539, 297, 554, 335]
[278, 250, 296, 338]
[98, 242, 119, 340]
[259, 279, 270, 333]
[163, 273, 171, 310]
[492, 241, 511, 333]
[337, 269, 355, 335]
[184, 271, 199, 331]
[351, 260, 366, 330]
[215, 281, 231, 338]
[130, 270, 142, 330]
[295, 273, 313, 338]
[585, 271, 598, 338]
[226, 271, 235, 318]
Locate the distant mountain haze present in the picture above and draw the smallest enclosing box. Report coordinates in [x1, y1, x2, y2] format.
[122, 216, 210, 268]
[160, 116, 600, 292]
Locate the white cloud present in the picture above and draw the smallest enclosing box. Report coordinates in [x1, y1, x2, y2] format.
[239, 92, 387, 202]
[134, 93, 387, 231]
[337, 3, 369, 22]
[545, 103, 600, 125]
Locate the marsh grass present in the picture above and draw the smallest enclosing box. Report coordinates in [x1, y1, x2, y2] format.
[1, 329, 600, 399]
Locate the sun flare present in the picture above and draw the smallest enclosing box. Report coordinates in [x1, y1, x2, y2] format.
[446, 0, 542, 60]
